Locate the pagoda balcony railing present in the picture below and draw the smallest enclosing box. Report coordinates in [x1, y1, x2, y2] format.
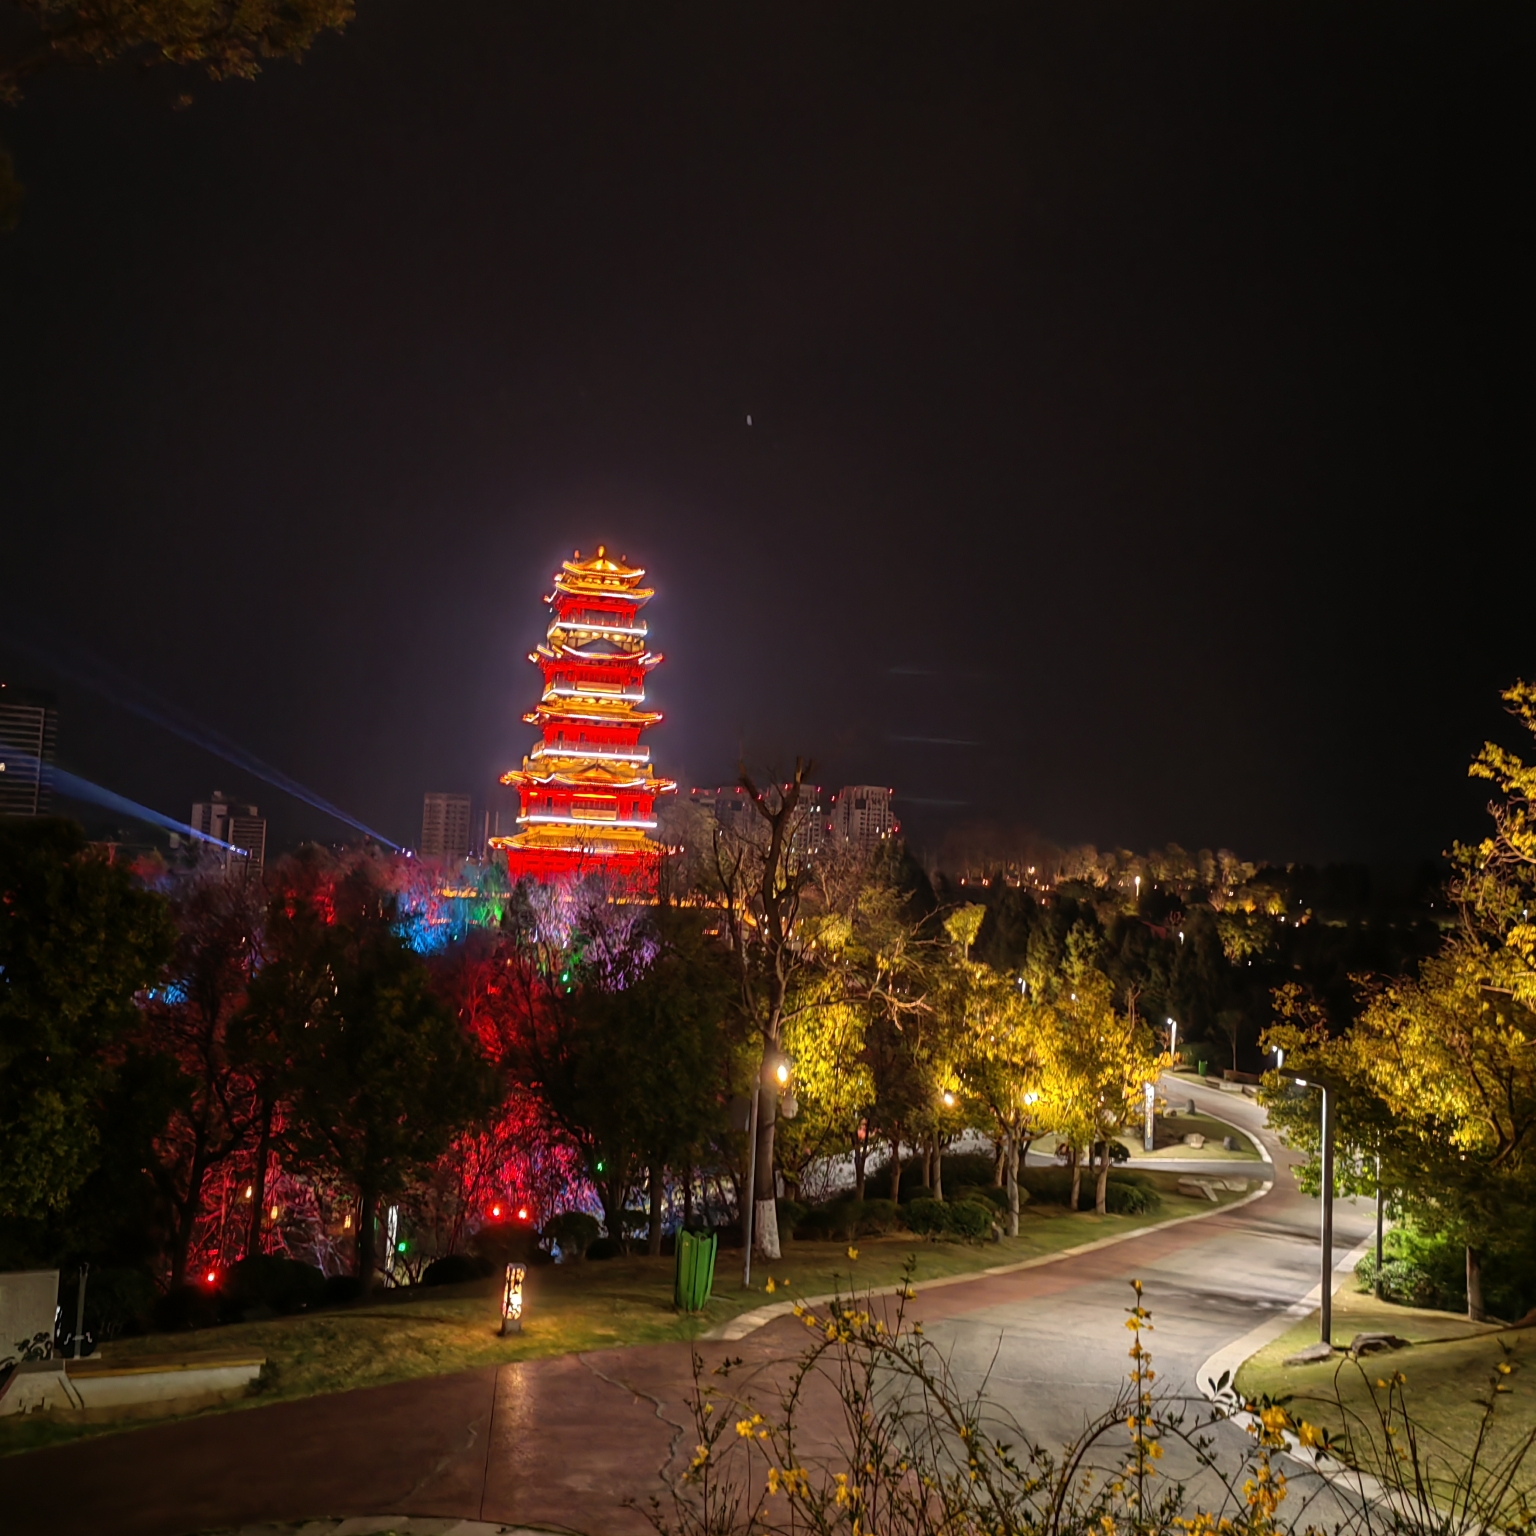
[552, 617, 648, 638]
[530, 744, 650, 763]
[519, 811, 658, 830]
[546, 685, 645, 702]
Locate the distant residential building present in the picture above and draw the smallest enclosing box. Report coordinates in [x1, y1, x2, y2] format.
[421, 792, 473, 860]
[689, 783, 828, 862]
[0, 685, 58, 818]
[830, 785, 898, 852]
[190, 792, 267, 877]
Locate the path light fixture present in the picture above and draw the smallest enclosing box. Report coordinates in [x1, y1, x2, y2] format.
[501, 1263, 527, 1336]
[942, 1090, 956, 1108]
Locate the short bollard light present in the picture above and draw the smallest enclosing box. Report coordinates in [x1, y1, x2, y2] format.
[501, 1263, 527, 1335]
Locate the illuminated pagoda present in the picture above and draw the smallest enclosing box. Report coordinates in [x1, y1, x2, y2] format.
[491, 546, 675, 883]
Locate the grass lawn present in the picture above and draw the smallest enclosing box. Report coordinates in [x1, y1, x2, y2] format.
[0, 1170, 1251, 1458]
[1236, 1279, 1534, 1496]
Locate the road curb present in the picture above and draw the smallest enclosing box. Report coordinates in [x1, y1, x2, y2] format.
[705, 1178, 1277, 1341]
[1194, 1232, 1375, 1401]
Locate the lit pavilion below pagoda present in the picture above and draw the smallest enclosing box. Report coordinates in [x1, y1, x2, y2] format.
[491, 546, 676, 882]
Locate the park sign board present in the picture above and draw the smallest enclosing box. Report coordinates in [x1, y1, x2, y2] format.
[0, 1270, 58, 1373]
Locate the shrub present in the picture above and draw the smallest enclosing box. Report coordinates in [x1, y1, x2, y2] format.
[322, 1274, 366, 1307]
[587, 1236, 626, 1260]
[421, 1253, 484, 1287]
[856, 1198, 903, 1235]
[776, 1199, 808, 1239]
[543, 1209, 603, 1260]
[471, 1218, 541, 1268]
[941, 1150, 1002, 1186]
[152, 1283, 221, 1332]
[1355, 1224, 1535, 1320]
[904, 1197, 951, 1236]
[947, 1199, 997, 1241]
[796, 1196, 895, 1241]
[56, 1266, 156, 1350]
[951, 1182, 1010, 1212]
[1017, 1167, 1161, 1214]
[899, 1183, 932, 1206]
[221, 1254, 327, 1318]
[1101, 1179, 1160, 1215]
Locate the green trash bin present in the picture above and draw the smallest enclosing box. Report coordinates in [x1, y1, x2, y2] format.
[674, 1229, 718, 1312]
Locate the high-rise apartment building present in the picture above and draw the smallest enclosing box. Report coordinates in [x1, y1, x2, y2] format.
[689, 783, 828, 862]
[0, 685, 58, 818]
[190, 792, 267, 877]
[421, 792, 473, 860]
[830, 785, 898, 852]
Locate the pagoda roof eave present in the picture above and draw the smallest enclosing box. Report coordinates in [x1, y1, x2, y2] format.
[534, 644, 660, 667]
[521, 705, 663, 726]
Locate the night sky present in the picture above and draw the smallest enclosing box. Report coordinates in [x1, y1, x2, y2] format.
[1, 1, 1530, 867]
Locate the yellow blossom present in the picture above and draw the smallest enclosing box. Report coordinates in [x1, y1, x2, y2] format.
[765, 1277, 776, 1293]
[847, 1246, 859, 1261]
[1297, 1421, 1326, 1450]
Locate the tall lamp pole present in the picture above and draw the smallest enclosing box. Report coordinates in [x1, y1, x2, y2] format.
[741, 1061, 761, 1289]
[1276, 1048, 1337, 1348]
[1318, 1083, 1335, 1347]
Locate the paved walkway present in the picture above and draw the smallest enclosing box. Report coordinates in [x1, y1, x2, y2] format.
[0, 1080, 1362, 1536]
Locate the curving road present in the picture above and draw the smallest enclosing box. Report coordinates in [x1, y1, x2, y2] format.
[0, 1078, 1372, 1536]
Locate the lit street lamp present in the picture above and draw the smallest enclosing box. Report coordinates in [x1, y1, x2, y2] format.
[1274, 1047, 1338, 1348]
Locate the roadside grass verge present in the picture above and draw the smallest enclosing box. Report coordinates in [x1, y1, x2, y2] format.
[0, 1170, 1250, 1457]
[1236, 1281, 1532, 1492]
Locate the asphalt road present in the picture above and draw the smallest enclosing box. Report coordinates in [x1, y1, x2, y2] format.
[0, 1078, 1370, 1536]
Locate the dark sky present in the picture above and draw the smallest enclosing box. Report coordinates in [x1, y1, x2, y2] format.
[1, 1, 1530, 867]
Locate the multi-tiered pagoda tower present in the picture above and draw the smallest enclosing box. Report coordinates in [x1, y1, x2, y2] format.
[491, 547, 675, 883]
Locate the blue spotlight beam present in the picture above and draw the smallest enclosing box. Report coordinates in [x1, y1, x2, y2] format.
[49, 764, 247, 855]
[2, 630, 399, 848]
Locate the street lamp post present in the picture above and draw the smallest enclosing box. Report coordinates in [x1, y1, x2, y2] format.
[1318, 1082, 1335, 1347]
[1276, 1047, 1337, 1348]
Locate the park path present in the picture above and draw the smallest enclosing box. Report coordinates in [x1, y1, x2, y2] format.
[0, 1080, 1366, 1536]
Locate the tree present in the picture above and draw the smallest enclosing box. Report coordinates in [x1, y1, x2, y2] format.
[958, 963, 1042, 1236]
[1, 1, 352, 100]
[0, 818, 172, 1220]
[1263, 681, 1536, 1322]
[244, 850, 497, 1281]
[1, 1, 355, 226]
[510, 908, 734, 1251]
[708, 761, 818, 1259]
[137, 858, 263, 1285]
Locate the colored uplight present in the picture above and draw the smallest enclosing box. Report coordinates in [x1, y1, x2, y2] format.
[492, 1204, 502, 1218]
[397, 1241, 407, 1253]
[517, 1206, 529, 1221]
[205, 1270, 218, 1285]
